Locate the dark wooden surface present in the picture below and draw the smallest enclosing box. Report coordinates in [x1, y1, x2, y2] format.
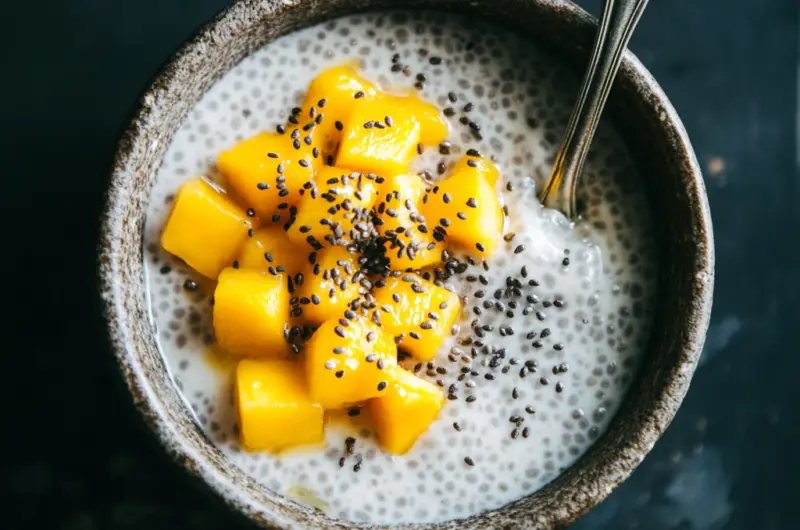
[0, 0, 797, 528]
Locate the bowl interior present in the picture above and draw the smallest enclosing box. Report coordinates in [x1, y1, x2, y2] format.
[99, 0, 714, 528]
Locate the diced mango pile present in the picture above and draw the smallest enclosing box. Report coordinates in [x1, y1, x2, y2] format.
[159, 65, 506, 456]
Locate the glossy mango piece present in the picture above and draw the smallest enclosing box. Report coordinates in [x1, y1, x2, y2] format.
[421, 159, 505, 256]
[374, 173, 428, 233]
[367, 368, 444, 454]
[371, 273, 461, 362]
[303, 317, 398, 409]
[336, 98, 421, 176]
[381, 231, 441, 271]
[295, 246, 365, 324]
[450, 152, 500, 187]
[394, 95, 449, 146]
[235, 359, 323, 451]
[213, 268, 290, 357]
[287, 165, 378, 248]
[382, 232, 442, 271]
[161, 178, 254, 279]
[237, 226, 307, 276]
[217, 132, 320, 219]
[301, 65, 379, 155]
[375, 174, 442, 270]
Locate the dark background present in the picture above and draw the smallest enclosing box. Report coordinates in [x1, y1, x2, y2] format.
[1, 0, 797, 528]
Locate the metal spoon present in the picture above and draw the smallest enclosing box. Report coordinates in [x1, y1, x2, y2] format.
[539, 0, 648, 219]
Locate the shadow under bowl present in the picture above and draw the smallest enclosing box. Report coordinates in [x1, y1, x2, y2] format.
[99, 0, 714, 528]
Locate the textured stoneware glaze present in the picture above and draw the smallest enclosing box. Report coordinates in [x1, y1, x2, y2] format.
[98, 0, 714, 528]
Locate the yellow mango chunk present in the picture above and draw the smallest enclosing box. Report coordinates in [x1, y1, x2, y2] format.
[421, 159, 505, 256]
[213, 268, 290, 357]
[217, 132, 320, 219]
[302, 66, 379, 155]
[161, 178, 253, 279]
[336, 98, 421, 176]
[375, 173, 428, 233]
[394, 96, 449, 146]
[235, 359, 323, 451]
[295, 246, 365, 324]
[304, 317, 398, 409]
[367, 368, 444, 454]
[287, 166, 378, 249]
[382, 230, 442, 271]
[237, 226, 307, 276]
[451, 152, 500, 187]
[372, 273, 461, 362]
[375, 174, 443, 270]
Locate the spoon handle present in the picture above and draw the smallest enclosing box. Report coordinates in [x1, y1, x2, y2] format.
[539, 0, 648, 219]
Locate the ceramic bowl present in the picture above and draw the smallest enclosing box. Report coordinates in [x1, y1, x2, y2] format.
[99, 0, 714, 528]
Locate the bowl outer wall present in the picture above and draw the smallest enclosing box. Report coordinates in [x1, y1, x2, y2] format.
[98, 0, 714, 528]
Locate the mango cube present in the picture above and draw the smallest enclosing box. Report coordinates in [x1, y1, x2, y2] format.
[374, 173, 428, 233]
[421, 158, 505, 256]
[213, 268, 290, 357]
[383, 234, 444, 271]
[287, 166, 378, 248]
[235, 359, 323, 451]
[237, 226, 307, 277]
[301, 66, 379, 155]
[217, 132, 319, 219]
[382, 234, 441, 271]
[367, 368, 445, 454]
[394, 95, 449, 146]
[371, 273, 461, 362]
[304, 317, 398, 409]
[451, 152, 500, 187]
[375, 174, 443, 270]
[336, 98, 421, 176]
[161, 178, 253, 279]
[295, 246, 364, 324]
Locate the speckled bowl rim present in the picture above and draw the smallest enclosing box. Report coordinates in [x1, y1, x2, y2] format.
[99, 0, 714, 528]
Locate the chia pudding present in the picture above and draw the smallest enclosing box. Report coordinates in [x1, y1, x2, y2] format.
[143, 11, 657, 525]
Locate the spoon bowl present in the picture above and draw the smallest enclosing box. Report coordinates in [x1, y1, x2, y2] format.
[540, 0, 649, 219]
